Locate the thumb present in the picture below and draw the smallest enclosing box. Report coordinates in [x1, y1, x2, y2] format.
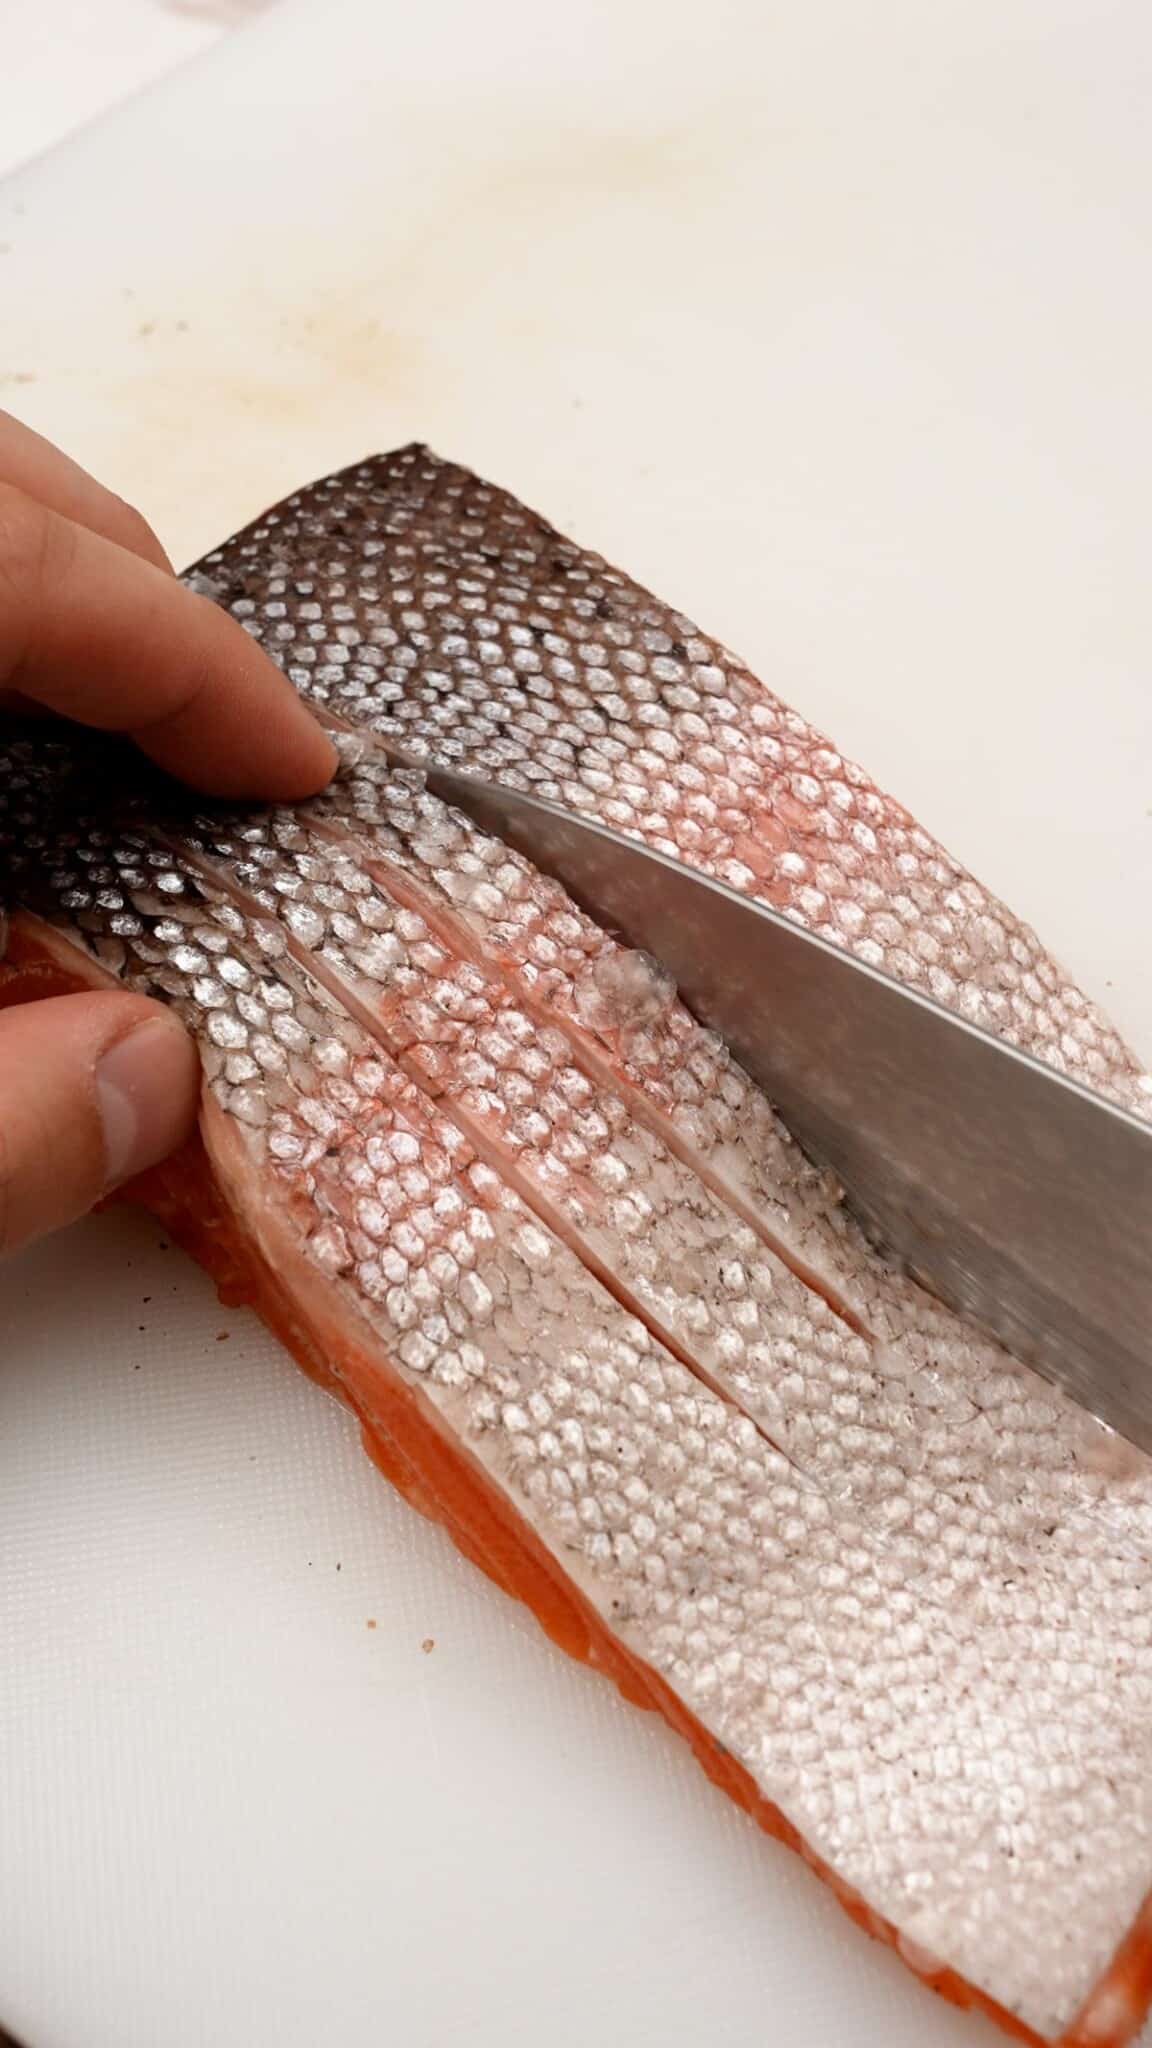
[0, 992, 199, 1255]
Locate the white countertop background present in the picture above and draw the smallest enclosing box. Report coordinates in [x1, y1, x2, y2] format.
[2, 4, 1151, 2044]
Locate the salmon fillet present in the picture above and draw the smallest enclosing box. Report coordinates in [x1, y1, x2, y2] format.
[3, 446, 1151, 2046]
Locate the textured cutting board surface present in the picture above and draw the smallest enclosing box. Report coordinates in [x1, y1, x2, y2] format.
[2, 4, 1151, 2045]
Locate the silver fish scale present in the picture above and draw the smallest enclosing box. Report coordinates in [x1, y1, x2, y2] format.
[3, 454, 1152, 2039]
[318, 749, 883, 1297]
[189, 802, 889, 1489]
[262, 761, 1152, 1549]
[189, 784, 1152, 1611]
[200, 444, 1150, 1115]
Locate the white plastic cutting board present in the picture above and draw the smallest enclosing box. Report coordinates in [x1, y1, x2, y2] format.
[2, 5, 1152, 2045]
[0, 0, 230, 183]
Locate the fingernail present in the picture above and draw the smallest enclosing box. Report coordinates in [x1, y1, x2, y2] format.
[301, 715, 341, 788]
[96, 1015, 199, 1188]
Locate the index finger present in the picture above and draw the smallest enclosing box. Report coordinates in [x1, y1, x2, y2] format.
[0, 482, 337, 801]
[0, 408, 174, 570]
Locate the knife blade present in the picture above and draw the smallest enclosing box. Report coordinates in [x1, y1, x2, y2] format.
[424, 763, 1152, 1451]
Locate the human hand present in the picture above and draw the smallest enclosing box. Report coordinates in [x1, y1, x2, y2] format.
[0, 410, 337, 1254]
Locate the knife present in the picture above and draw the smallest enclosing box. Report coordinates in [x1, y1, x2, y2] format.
[424, 764, 1152, 1453]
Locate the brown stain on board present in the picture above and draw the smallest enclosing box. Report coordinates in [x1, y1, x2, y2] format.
[110, 299, 423, 427]
[31, 115, 721, 443]
[87, 300, 427, 566]
[4, 111, 741, 564]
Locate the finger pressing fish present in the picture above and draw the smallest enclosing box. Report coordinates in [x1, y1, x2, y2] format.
[2, 446, 1151, 2048]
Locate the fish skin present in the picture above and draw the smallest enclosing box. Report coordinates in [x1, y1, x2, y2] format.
[3, 446, 1152, 2045]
